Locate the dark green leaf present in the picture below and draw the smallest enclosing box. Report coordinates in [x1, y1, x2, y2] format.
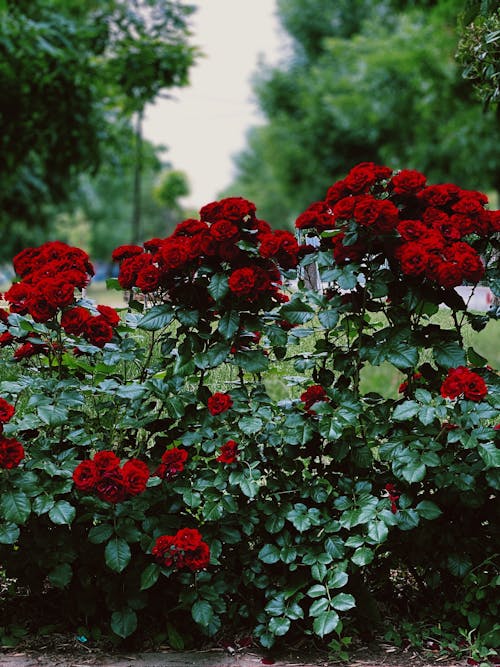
[279, 298, 315, 325]
[351, 547, 374, 566]
[259, 544, 280, 564]
[0, 522, 20, 544]
[49, 501, 76, 525]
[208, 274, 229, 301]
[416, 500, 442, 520]
[313, 610, 340, 638]
[0, 491, 31, 524]
[111, 609, 137, 638]
[218, 311, 240, 339]
[393, 401, 419, 421]
[140, 563, 160, 590]
[191, 600, 214, 627]
[433, 341, 466, 368]
[138, 304, 175, 331]
[105, 537, 131, 573]
[331, 593, 356, 611]
[48, 563, 72, 588]
[88, 524, 114, 544]
[37, 405, 68, 426]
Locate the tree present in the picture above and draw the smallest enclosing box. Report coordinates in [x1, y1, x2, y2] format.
[0, 0, 197, 258]
[228, 0, 500, 227]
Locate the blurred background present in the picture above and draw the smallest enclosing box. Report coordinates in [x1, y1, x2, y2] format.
[0, 0, 498, 287]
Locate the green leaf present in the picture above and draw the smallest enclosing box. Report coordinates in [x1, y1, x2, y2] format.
[307, 584, 327, 598]
[467, 346, 487, 366]
[238, 416, 263, 434]
[259, 544, 280, 564]
[265, 515, 285, 533]
[32, 495, 55, 516]
[111, 609, 137, 638]
[318, 309, 339, 329]
[0, 491, 31, 524]
[433, 341, 466, 369]
[402, 462, 426, 483]
[313, 610, 340, 638]
[416, 500, 442, 520]
[218, 311, 240, 339]
[138, 304, 174, 331]
[351, 547, 374, 566]
[0, 522, 20, 544]
[140, 563, 160, 590]
[233, 350, 269, 372]
[202, 501, 224, 522]
[49, 501, 76, 525]
[269, 617, 291, 636]
[478, 442, 500, 468]
[418, 406, 436, 426]
[279, 298, 315, 325]
[393, 401, 419, 421]
[105, 537, 131, 573]
[386, 343, 419, 370]
[309, 597, 330, 617]
[192, 600, 214, 627]
[328, 570, 349, 589]
[37, 405, 68, 426]
[367, 520, 389, 543]
[48, 563, 72, 588]
[208, 274, 229, 301]
[177, 309, 199, 327]
[88, 524, 114, 544]
[166, 622, 185, 650]
[194, 343, 230, 369]
[331, 593, 356, 611]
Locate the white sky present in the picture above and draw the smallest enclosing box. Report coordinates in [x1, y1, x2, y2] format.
[142, 0, 286, 211]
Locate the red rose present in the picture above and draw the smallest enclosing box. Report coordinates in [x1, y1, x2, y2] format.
[83, 316, 114, 347]
[122, 459, 149, 495]
[14, 342, 44, 361]
[95, 471, 128, 503]
[156, 447, 188, 480]
[418, 183, 461, 207]
[391, 169, 426, 195]
[0, 398, 15, 423]
[173, 219, 209, 237]
[384, 483, 400, 514]
[331, 233, 365, 265]
[344, 162, 379, 194]
[136, 264, 162, 293]
[435, 262, 463, 289]
[72, 460, 98, 491]
[218, 197, 256, 222]
[397, 242, 429, 276]
[397, 220, 428, 242]
[117, 254, 151, 290]
[0, 438, 24, 469]
[174, 527, 203, 550]
[12, 247, 43, 278]
[354, 196, 399, 233]
[95, 305, 120, 328]
[216, 439, 238, 464]
[152, 535, 177, 566]
[332, 195, 359, 220]
[441, 367, 487, 402]
[462, 372, 488, 402]
[143, 237, 165, 252]
[0, 332, 14, 347]
[178, 541, 210, 571]
[157, 238, 190, 271]
[210, 219, 239, 242]
[300, 385, 328, 412]
[111, 245, 144, 262]
[207, 392, 233, 415]
[93, 450, 121, 473]
[61, 306, 92, 336]
[4, 282, 31, 314]
[325, 180, 349, 206]
[295, 201, 334, 231]
[228, 267, 257, 297]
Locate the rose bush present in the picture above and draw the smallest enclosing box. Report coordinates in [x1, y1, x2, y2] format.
[0, 183, 498, 652]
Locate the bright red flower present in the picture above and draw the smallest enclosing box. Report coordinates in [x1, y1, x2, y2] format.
[300, 385, 328, 413]
[440, 367, 487, 402]
[210, 219, 239, 242]
[216, 439, 238, 464]
[207, 392, 233, 416]
[391, 169, 426, 195]
[72, 460, 98, 491]
[155, 447, 188, 480]
[83, 316, 114, 347]
[0, 398, 15, 423]
[61, 306, 92, 335]
[397, 242, 430, 276]
[354, 196, 399, 233]
[228, 267, 257, 297]
[111, 245, 144, 262]
[93, 450, 121, 473]
[0, 437, 24, 469]
[122, 459, 149, 495]
[96, 305, 120, 328]
[95, 470, 128, 504]
[178, 541, 211, 571]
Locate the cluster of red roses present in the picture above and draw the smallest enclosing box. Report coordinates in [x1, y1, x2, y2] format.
[440, 366, 488, 402]
[300, 385, 329, 413]
[112, 196, 298, 312]
[0, 241, 121, 355]
[152, 527, 210, 572]
[296, 163, 498, 290]
[0, 397, 24, 469]
[72, 451, 149, 504]
[155, 447, 188, 480]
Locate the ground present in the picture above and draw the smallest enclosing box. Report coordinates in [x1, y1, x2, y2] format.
[0, 643, 471, 667]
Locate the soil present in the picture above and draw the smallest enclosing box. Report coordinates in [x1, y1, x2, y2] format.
[0, 642, 470, 667]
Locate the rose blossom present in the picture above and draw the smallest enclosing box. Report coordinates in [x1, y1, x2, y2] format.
[207, 392, 233, 416]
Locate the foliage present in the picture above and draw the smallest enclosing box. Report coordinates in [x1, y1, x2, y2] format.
[0, 0, 196, 259]
[457, 5, 500, 109]
[0, 172, 498, 651]
[228, 0, 500, 227]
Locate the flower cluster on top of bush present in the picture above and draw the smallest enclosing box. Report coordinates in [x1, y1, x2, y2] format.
[112, 196, 298, 313]
[73, 451, 149, 503]
[296, 162, 498, 289]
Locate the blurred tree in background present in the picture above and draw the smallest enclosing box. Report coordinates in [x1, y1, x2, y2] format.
[0, 0, 197, 261]
[225, 0, 500, 227]
[457, 0, 499, 109]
